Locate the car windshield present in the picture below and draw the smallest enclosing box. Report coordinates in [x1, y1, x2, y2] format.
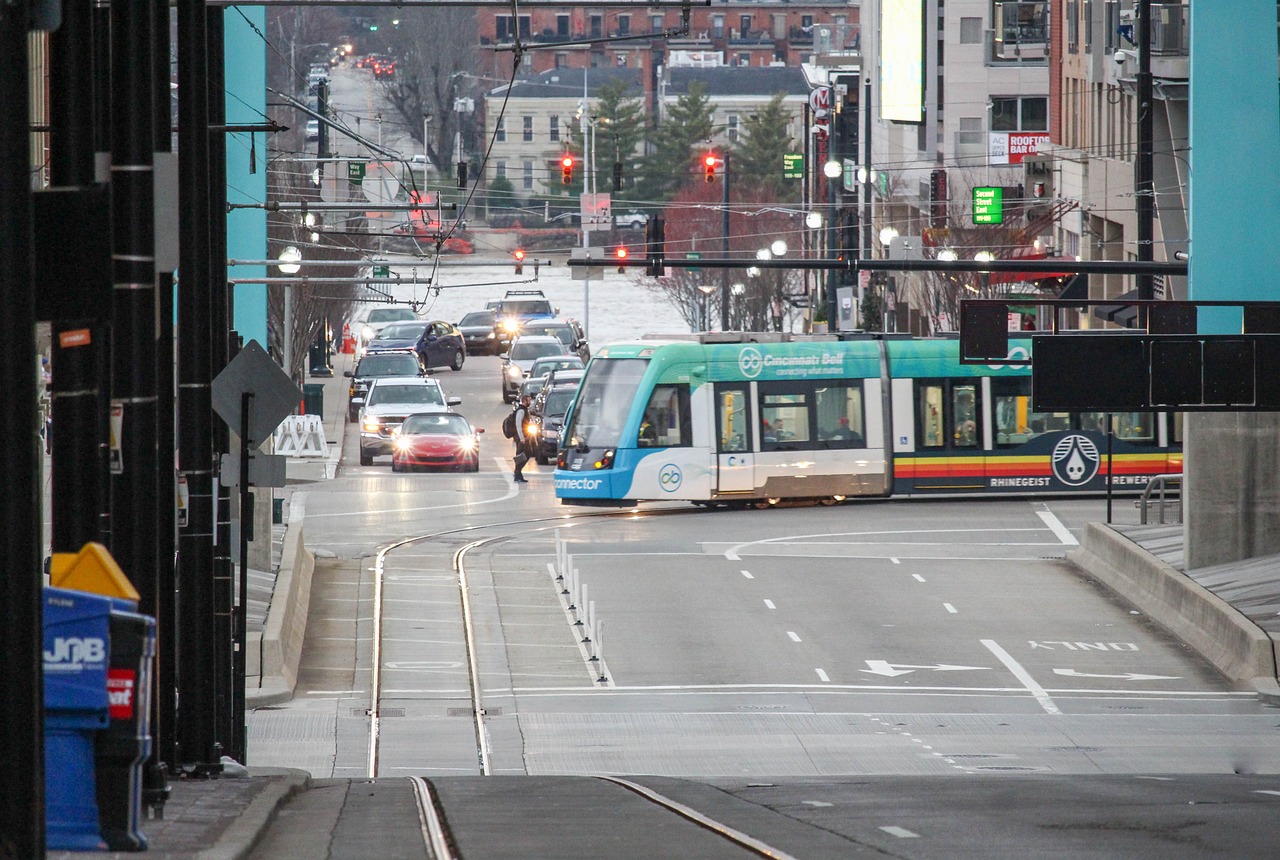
[500, 299, 553, 316]
[400, 413, 469, 434]
[525, 324, 575, 347]
[367, 308, 417, 324]
[356, 355, 419, 376]
[562, 358, 647, 448]
[530, 358, 582, 378]
[511, 340, 567, 361]
[367, 384, 444, 407]
[459, 311, 495, 326]
[542, 389, 576, 417]
[374, 322, 426, 340]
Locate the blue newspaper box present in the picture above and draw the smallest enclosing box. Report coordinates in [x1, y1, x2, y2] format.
[44, 586, 111, 851]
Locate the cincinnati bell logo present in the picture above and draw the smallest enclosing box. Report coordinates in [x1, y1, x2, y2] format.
[658, 463, 683, 492]
[1051, 434, 1100, 486]
[738, 347, 763, 378]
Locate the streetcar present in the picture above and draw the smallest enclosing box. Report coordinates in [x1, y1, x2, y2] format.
[552, 333, 1182, 506]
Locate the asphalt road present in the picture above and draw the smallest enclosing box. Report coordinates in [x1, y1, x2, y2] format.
[245, 352, 1280, 857]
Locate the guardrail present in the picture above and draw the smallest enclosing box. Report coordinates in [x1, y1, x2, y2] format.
[1139, 473, 1182, 524]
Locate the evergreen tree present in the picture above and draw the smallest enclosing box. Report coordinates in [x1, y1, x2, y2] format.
[635, 82, 714, 203]
[731, 93, 796, 200]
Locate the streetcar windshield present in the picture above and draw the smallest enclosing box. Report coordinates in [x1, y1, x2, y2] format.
[562, 358, 647, 448]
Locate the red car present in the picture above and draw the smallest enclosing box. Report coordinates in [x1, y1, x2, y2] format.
[391, 412, 482, 472]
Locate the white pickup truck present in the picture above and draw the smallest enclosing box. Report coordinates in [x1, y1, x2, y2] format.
[613, 210, 649, 230]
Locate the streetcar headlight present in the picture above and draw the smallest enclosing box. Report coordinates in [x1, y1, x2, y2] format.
[593, 449, 615, 469]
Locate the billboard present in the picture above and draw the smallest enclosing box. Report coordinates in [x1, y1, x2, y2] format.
[880, 1, 924, 123]
[989, 132, 1050, 165]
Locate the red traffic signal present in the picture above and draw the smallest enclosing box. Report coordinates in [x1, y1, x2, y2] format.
[514, 249, 525, 274]
[560, 154, 574, 185]
[614, 246, 629, 273]
[704, 153, 717, 183]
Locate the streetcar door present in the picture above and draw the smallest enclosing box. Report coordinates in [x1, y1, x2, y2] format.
[715, 384, 754, 493]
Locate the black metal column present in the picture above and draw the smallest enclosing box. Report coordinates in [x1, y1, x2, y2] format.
[49, 0, 110, 556]
[1135, 0, 1155, 305]
[0, 1, 45, 856]
[176, 0, 221, 772]
[208, 5, 237, 764]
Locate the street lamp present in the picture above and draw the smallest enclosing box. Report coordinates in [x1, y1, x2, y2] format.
[276, 247, 302, 378]
[770, 239, 788, 257]
[805, 211, 823, 230]
[696, 284, 716, 332]
[879, 226, 900, 247]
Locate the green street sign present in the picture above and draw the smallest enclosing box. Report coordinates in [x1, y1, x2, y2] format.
[373, 265, 389, 278]
[684, 251, 701, 273]
[782, 153, 804, 180]
[348, 161, 367, 184]
[973, 186, 1004, 225]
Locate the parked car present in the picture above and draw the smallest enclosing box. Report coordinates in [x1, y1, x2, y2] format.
[413, 320, 467, 372]
[344, 352, 424, 421]
[305, 119, 320, 141]
[499, 335, 569, 402]
[355, 306, 419, 354]
[529, 370, 584, 464]
[358, 376, 459, 466]
[456, 309, 501, 356]
[390, 412, 482, 473]
[614, 210, 649, 230]
[520, 319, 590, 363]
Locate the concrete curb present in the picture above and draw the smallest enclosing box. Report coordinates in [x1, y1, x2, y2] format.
[246, 493, 314, 709]
[1067, 522, 1280, 692]
[194, 768, 311, 860]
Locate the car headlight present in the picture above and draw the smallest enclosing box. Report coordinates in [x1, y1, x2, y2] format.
[393, 435, 412, 452]
[362, 417, 381, 433]
[459, 435, 478, 453]
[500, 319, 520, 334]
[506, 366, 523, 379]
[485, 332, 495, 340]
[361, 325, 374, 339]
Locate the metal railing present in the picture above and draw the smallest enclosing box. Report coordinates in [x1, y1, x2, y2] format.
[1139, 473, 1182, 524]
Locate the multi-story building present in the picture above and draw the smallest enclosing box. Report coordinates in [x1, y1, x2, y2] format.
[484, 65, 808, 196]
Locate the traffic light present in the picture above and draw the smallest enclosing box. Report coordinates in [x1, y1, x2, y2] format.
[514, 249, 525, 275]
[645, 216, 665, 277]
[560, 154, 574, 185]
[612, 161, 623, 192]
[457, 161, 468, 189]
[704, 152, 717, 183]
[614, 246, 629, 273]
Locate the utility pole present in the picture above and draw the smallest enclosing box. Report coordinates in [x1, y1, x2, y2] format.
[720, 150, 731, 331]
[1135, 0, 1155, 306]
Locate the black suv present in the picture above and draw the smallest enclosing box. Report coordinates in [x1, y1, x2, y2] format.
[529, 370, 584, 464]
[344, 352, 424, 420]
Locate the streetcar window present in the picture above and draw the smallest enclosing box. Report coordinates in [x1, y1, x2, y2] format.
[760, 392, 809, 449]
[638, 384, 692, 448]
[1080, 411, 1154, 442]
[563, 358, 646, 449]
[717, 387, 750, 453]
[815, 383, 865, 447]
[993, 379, 1066, 446]
[953, 385, 978, 448]
[920, 385, 946, 448]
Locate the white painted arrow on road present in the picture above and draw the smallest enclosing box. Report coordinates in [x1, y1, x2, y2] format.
[861, 660, 990, 677]
[1053, 669, 1181, 681]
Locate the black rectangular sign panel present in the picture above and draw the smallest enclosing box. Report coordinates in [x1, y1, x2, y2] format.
[1032, 335, 1148, 411]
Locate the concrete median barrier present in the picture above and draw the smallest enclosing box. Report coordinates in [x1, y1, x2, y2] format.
[247, 493, 314, 707]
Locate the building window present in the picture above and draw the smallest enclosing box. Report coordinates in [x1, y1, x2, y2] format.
[960, 17, 983, 44]
[589, 14, 602, 38]
[712, 15, 724, 38]
[495, 161, 507, 180]
[617, 15, 630, 36]
[495, 15, 512, 41]
[557, 14, 569, 38]
[1066, 0, 1079, 53]
[1084, 0, 1093, 52]
[522, 115, 533, 142]
[522, 160, 533, 191]
[801, 15, 813, 30]
[738, 53, 751, 67]
[650, 14, 664, 33]
[727, 115, 739, 142]
[555, 52, 568, 69]
[549, 115, 560, 142]
[518, 16, 531, 39]
[990, 96, 1048, 131]
[740, 15, 752, 37]
[495, 118, 505, 142]
[616, 53, 627, 67]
